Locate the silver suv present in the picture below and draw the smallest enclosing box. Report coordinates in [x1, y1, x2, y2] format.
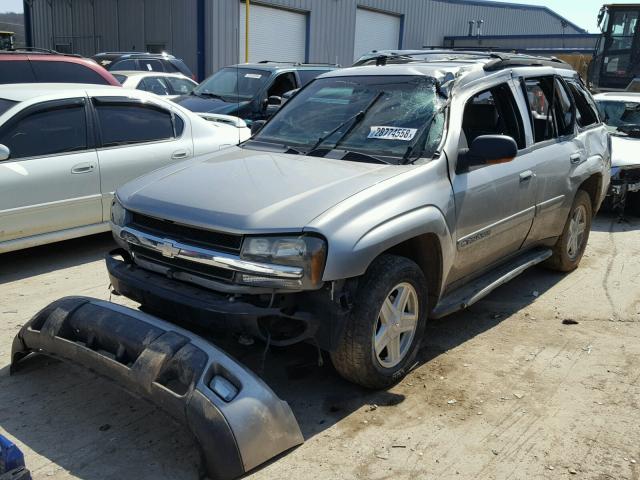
[108, 53, 610, 389]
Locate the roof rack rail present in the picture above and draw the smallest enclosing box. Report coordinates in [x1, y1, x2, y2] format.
[1, 47, 82, 57]
[483, 53, 570, 71]
[421, 45, 497, 52]
[256, 60, 340, 66]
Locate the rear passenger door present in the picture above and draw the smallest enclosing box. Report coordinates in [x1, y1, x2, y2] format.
[91, 96, 193, 220]
[521, 76, 582, 244]
[0, 98, 102, 242]
[449, 81, 538, 283]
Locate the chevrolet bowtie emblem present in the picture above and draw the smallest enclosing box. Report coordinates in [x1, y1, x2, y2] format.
[158, 240, 180, 258]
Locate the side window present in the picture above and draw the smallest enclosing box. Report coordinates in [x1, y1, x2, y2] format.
[0, 60, 36, 84]
[138, 77, 171, 96]
[175, 114, 185, 137]
[112, 74, 127, 84]
[110, 59, 137, 71]
[523, 77, 575, 143]
[297, 70, 325, 86]
[461, 83, 526, 150]
[566, 80, 600, 127]
[267, 72, 297, 98]
[0, 101, 87, 159]
[31, 61, 109, 85]
[94, 101, 174, 147]
[166, 77, 196, 95]
[554, 78, 575, 136]
[140, 59, 165, 72]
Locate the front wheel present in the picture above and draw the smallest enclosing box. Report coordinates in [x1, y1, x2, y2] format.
[331, 255, 428, 389]
[544, 190, 593, 272]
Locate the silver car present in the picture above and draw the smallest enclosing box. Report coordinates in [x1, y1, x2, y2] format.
[0, 83, 250, 253]
[108, 53, 610, 388]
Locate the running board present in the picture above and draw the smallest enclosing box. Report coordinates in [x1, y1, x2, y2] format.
[11, 297, 303, 480]
[432, 248, 552, 319]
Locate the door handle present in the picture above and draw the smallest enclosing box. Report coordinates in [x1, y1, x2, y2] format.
[71, 163, 95, 174]
[570, 153, 582, 164]
[519, 170, 535, 182]
[171, 150, 189, 160]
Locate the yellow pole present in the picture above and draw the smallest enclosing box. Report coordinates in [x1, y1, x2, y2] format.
[245, 0, 250, 63]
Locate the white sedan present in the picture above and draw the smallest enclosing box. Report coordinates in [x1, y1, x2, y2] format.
[594, 92, 640, 215]
[111, 71, 198, 99]
[0, 83, 251, 253]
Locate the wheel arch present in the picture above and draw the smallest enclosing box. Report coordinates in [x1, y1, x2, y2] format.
[383, 233, 443, 312]
[578, 173, 603, 212]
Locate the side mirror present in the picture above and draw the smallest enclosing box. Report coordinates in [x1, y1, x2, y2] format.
[264, 95, 282, 117]
[458, 135, 517, 172]
[0, 144, 10, 161]
[251, 120, 267, 135]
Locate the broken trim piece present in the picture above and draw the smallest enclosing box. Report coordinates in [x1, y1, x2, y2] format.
[10, 297, 303, 480]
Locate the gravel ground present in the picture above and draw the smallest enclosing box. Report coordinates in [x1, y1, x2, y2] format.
[1, 212, 639, 480]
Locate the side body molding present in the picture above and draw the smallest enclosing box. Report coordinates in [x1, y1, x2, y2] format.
[11, 297, 303, 480]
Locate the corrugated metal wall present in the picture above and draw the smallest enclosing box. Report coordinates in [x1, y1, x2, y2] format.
[27, 0, 197, 73]
[207, 0, 585, 74]
[29, 0, 586, 77]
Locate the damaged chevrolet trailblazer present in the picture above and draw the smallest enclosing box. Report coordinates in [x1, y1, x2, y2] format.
[105, 53, 610, 389]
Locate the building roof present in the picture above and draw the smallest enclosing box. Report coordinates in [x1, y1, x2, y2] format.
[434, 0, 587, 34]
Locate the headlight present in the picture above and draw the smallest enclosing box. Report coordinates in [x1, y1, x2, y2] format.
[110, 197, 128, 227]
[240, 235, 327, 289]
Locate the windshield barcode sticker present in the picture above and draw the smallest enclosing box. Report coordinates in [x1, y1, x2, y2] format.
[245, 73, 262, 79]
[368, 126, 417, 141]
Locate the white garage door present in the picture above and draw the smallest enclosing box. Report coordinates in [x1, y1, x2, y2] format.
[239, 3, 307, 63]
[353, 8, 401, 61]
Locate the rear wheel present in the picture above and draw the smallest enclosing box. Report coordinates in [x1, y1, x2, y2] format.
[331, 255, 427, 389]
[544, 190, 592, 272]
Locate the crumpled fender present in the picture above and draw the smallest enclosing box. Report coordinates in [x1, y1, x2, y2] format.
[11, 297, 303, 480]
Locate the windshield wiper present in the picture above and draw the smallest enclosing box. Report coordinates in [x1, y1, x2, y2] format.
[304, 91, 384, 156]
[193, 91, 226, 100]
[401, 102, 449, 164]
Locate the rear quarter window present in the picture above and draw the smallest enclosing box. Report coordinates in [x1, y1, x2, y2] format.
[31, 61, 110, 85]
[0, 60, 36, 84]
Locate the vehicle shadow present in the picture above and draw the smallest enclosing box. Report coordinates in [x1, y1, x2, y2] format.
[0, 261, 564, 480]
[0, 233, 115, 284]
[592, 210, 640, 232]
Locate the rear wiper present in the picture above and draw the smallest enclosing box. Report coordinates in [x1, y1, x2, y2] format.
[304, 91, 384, 156]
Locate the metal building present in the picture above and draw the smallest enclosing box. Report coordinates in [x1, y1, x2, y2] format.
[24, 0, 586, 79]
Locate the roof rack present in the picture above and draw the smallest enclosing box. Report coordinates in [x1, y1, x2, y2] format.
[256, 60, 340, 66]
[482, 53, 571, 71]
[0, 47, 82, 57]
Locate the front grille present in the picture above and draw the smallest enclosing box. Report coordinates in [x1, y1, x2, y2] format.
[129, 212, 243, 253]
[131, 245, 235, 282]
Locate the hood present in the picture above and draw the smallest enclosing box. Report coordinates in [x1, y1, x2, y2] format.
[611, 135, 640, 169]
[173, 94, 249, 114]
[117, 147, 405, 233]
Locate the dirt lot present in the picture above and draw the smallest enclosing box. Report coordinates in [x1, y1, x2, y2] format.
[1, 212, 639, 480]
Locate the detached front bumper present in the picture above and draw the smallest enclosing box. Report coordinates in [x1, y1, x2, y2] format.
[11, 296, 303, 480]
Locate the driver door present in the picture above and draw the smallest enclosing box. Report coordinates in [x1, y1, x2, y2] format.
[448, 81, 538, 284]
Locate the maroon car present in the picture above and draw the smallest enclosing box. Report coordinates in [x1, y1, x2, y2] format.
[0, 50, 120, 86]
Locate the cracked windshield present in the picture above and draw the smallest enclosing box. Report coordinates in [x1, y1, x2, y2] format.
[254, 75, 446, 162]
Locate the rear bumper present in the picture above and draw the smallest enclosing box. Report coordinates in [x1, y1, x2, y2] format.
[106, 249, 350, 350]
[11, 296, 303, 480]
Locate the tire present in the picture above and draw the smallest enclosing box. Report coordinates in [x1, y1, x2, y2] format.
[544, 190, 593, 272]
[330, 254, 428, 389]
